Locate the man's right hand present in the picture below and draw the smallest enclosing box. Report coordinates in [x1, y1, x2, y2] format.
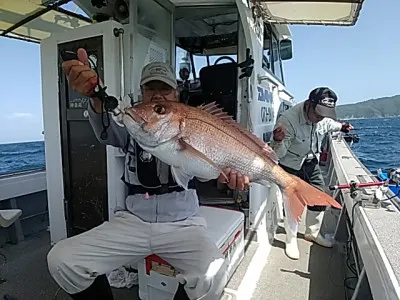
[62, 48, 98, 97]
[273, 125, 285, 142]
[62, 48, 104, 113]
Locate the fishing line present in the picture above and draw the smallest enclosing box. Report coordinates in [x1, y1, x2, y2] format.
[287, 163, 354, 291]
[53, 287, 61, 299]
[85, 55, 111, 141]
[292, 151, 362, 292]
[381, 190, 400, 201]
[0, 250, 6, 284]
[326, 247, 347, 288]
[341, 200, 362, 294]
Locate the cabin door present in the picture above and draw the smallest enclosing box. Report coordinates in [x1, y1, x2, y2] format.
[58, 37, 109, 237]
[57, 0, 175, 237]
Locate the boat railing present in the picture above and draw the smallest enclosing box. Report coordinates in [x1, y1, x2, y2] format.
[0, 167, 46, 179]
[0, 167, 48, 246]
[0, 168, 47, 202]
[325, 133, 400, 300]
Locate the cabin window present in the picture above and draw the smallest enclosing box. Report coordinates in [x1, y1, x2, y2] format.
[262, 26, 272, 72]
[271, 36, 284, 83]
[262, 25, 284, 83]
[277, 102, 292, 118]
[193, 54, 237, 78]
[175, 46, 237, 80]
[176, 46, 192, 80]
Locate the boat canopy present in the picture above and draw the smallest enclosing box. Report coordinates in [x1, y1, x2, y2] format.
[253, 0, 364, 26]
[0, 0, 364, 44]
[0, 0, 91, 43]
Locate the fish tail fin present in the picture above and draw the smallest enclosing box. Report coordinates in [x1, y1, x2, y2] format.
[282, 174, 342, 223]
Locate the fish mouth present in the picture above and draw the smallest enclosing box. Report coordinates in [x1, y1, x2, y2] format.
[124, 107, 146, 125]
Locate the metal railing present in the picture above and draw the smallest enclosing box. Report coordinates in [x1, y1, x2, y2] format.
[0, 167, 46, 179]
[327, 134, 400, 300]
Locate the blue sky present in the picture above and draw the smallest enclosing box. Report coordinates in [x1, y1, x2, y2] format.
[0, 0, 398, 143]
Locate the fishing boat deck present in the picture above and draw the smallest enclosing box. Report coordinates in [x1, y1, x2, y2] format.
[0, 231, 137, 300]
[0, 215, 345, 300]
[1, 136, 400, 300]
[251, 221, 345, 300]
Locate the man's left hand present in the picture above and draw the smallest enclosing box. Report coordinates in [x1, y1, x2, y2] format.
[218, 168, 250, 191]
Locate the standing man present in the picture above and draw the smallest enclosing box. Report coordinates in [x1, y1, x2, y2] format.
[270, 87, 353, 260]
[47, 48, 249, 300]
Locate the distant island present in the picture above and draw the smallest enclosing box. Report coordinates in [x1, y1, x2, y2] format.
[336, 94, 400, 119]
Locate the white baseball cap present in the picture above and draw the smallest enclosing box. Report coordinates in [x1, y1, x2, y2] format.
[140, 61, 177, 89]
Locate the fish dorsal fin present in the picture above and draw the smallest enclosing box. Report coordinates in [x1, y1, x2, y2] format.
[198, 102, 279, 164]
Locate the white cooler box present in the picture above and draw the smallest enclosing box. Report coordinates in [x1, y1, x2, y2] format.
[138, 205, 245, 300]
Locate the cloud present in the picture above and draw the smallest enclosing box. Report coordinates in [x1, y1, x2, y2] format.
[5, 112, 35, 119]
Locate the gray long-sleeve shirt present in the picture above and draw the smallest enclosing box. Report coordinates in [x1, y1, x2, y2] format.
[87, 102, 200, 223]
[270, 102, 343, 170]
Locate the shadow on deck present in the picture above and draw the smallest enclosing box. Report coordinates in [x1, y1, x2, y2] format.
[0, 224, 345, 300]
[252, 221, 345, 300]
[0, 231, 139, 300]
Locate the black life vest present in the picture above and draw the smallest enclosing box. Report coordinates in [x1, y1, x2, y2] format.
[123, 137, 195, 195]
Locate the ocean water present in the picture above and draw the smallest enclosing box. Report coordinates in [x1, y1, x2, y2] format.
[0, 141, 45, 175]
[347, 117, 400, 173]
[0, 117, 399, 176]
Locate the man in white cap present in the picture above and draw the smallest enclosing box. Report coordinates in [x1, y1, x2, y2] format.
[47, 48, 249, 300]
[270, 87, 353, 260]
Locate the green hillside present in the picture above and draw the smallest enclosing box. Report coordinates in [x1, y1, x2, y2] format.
[336, 95, 400, 119]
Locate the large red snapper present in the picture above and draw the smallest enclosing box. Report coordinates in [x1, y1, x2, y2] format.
[122, 101, 341, 224]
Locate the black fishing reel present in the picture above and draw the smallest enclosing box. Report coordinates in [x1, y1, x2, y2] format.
[59, 50, 121, 140]
[342, 133, 360, 144]
[388, 168, 400, 185]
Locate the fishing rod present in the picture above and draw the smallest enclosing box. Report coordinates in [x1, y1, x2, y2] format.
[329, 181, 387, 191]
[59, 50, 123, 139]
[329, 168, 400, 191]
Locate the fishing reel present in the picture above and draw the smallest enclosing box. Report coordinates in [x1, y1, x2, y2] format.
[59, 50, 127, 139]
[388, 168, 400, 185]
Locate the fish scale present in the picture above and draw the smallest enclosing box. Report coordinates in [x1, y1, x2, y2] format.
[183, 110, 277, 181]
[123, 100, 342, 225]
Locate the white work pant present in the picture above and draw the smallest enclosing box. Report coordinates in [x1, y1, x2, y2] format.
[47, 211, 229, 300]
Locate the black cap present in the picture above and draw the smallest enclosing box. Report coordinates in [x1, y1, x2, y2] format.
[308, 87, 338, 119]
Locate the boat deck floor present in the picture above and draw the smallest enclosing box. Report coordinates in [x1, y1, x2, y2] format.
[0, 218, 345, 300]
[252, 221, 345, 300]
[0, 231, 137, 300]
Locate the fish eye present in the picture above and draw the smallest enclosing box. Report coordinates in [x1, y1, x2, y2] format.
[153, 104, 165, 114]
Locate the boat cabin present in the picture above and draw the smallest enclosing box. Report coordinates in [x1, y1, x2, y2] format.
[3, 2, 399, 300]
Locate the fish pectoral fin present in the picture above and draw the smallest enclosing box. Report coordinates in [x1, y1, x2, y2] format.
[170, 166, 194, 190]
[178, 139, 229, 183]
